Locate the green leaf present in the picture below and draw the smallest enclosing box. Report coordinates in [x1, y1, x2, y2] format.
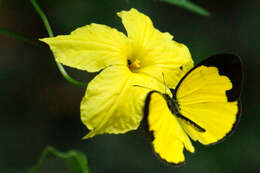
[160, 0, 210, 16]
[28, 146, 90, 173]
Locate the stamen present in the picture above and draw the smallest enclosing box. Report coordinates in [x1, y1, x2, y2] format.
[128, 59, 141, 71]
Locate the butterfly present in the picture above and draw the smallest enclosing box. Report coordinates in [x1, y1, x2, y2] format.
[143, 54, 243, 165]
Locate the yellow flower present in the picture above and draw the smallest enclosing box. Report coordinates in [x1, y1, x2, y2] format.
[40, 8, 194, 139]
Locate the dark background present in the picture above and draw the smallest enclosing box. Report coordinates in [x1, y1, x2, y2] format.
[0, 0, 259, 172]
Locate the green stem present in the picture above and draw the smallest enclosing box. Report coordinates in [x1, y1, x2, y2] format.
[30, 0, 88, 87]
[0, 27, 40, 46]
[56, 62, 88, 86]
[29, 0, 53, 37]
[0, 0, 40, 46]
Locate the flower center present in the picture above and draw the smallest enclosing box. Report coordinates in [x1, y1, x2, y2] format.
[128, 59, 141, 72]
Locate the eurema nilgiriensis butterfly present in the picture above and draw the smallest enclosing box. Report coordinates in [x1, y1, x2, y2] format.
[144, 54, 243, 165]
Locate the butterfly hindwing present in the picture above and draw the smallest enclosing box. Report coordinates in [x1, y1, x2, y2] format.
[144, 91, 194, 165]
[174, 54, 242, 145]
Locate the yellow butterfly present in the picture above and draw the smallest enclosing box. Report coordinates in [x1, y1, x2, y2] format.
[144, 54, 243, 165]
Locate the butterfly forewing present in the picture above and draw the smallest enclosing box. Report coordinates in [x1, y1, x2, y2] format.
[175, 54, 242, 145]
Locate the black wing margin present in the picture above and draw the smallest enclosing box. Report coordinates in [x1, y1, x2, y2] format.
[174, 53, 243, 102]
[197, 54, 243, 102]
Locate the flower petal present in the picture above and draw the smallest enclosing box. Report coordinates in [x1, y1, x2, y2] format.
[138, 41, 194, 88]
[117, 8, 173, 51]
[81, 66, 168, 139]
[40, 24, 129, 72]
[118, 9, 193, 88]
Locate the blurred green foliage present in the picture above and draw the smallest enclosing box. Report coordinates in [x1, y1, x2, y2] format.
[29, 146, 89, 173]
[0, 0, 259, 173]
[161, 0, 210, 16]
